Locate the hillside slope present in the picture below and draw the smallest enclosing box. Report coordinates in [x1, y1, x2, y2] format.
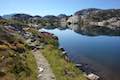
[0, 26, 37, 80]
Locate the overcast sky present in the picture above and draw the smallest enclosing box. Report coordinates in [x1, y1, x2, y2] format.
[0, 0, 120, 16]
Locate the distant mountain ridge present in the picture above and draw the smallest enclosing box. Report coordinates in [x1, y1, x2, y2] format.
[1, 8, 120, 27]
[2, 8, 120, 20]
[0, 16, 3, 19]
[2, 14, 15, 19]
[74, 8, 102, 15]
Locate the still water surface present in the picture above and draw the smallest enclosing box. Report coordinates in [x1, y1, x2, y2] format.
[41, 27, 120, 80]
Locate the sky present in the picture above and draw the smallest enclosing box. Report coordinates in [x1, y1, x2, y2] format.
[0, 0, 120, 16]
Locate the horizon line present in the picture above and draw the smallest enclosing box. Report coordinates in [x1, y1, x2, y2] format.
[1, 8, 120, 16]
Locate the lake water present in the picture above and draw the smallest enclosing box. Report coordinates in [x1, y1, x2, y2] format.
[40, 26, 120, 80]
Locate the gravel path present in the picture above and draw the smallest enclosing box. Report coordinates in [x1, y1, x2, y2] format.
[32, 50, 56, 80]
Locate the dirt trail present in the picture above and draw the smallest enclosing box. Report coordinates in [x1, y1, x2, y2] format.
[32, 50, 56, 80]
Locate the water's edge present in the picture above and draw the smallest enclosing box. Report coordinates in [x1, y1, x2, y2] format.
[40, 28, 120, 80]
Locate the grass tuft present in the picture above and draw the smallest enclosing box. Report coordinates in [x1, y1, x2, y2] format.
[42, 45, 86, 80]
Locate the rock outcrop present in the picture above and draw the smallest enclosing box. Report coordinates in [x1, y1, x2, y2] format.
[74, 8, 101, 16]
[67, 15, 81, 24]
[74, 8, 120, 26]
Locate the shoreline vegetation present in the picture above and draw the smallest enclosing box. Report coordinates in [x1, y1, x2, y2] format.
[0, 23, 87, 80]
[28, 28, 87, 80]
[39, 31, 99, 80]
[42, 45, 86, 80]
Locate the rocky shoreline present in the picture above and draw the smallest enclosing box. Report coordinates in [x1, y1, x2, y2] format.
[38, 31, 100, 80]
[58, 47, 100, 80]
[0, 20, 116, 80]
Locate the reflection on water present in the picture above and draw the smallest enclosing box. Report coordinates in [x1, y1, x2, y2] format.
[41, 24, 120, 36]
[67, 24, 120, 36]
[40, 25, 120, 80]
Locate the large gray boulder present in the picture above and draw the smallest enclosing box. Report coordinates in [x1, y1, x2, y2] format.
[67, 15, 81, 24]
